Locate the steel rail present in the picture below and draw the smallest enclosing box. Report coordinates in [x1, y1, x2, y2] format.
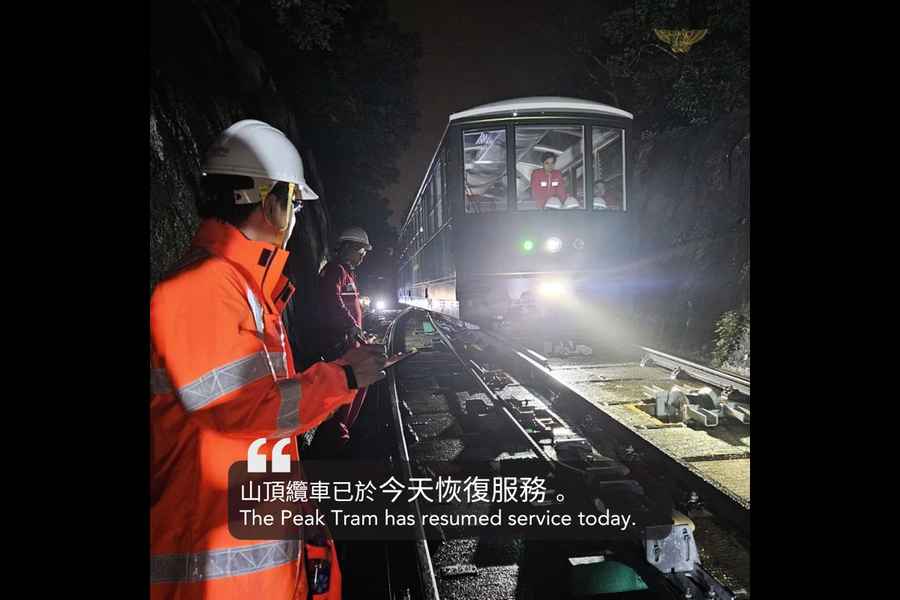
[639, 346, 750, 397]
[385, 308, 441, 600]
[424, 311, 560, 471]
[477, 328, 749, 396]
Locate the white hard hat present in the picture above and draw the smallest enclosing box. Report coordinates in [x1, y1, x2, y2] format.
[202, 119, 319, 202]
[338, 227, 372, 250]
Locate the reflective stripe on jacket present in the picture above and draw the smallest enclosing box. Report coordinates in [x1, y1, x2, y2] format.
[150, 219, 353, 599]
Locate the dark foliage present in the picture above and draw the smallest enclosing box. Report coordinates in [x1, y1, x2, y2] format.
[562, 0, 749, 133]
[552, 0, 750, 359]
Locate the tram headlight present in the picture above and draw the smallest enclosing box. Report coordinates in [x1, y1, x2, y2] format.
[375, 298, 387, 311]
[537, 280, 569, 298]
[545, 237, 563, 253]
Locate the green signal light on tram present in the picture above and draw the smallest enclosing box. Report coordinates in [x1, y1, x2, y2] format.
[522, 239, 535, 252]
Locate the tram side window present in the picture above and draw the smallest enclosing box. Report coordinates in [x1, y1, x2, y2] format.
[413, 209, 420, 252]
[516, 125, 585, 211]
[464, 128, 507, 213]
[405, 220, 413, 255]
[428, 177, 439, 234]
[424, 179, 434, 239]
[417, 205, 424, 250]
[434, 161, 443, 229]
[592, 127, 625, 211]
[440, 149, 450, 222]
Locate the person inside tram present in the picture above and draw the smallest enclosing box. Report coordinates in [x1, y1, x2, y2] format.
[531, 152, 578, 209]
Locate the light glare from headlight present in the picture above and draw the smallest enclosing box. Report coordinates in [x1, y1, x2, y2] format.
[545, 237, 563, 253]
[375, 299, 387, 310]
[537, 280, 567, 297]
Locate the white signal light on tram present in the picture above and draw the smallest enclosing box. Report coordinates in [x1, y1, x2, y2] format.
[545, 237, 563, 253]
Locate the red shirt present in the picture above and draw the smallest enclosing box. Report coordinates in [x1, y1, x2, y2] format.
[530, 168, 567, 209]
[319, 260, 362, 349]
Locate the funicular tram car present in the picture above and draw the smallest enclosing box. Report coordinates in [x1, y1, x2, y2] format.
[397, 97, 634, 340]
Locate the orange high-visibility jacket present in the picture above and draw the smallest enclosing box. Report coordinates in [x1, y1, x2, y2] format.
[150, 219, 356, 599]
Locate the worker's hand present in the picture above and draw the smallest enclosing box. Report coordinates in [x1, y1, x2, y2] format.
[341, 344, 387, 388]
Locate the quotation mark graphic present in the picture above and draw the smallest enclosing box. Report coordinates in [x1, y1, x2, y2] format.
[247, 438, 292, 473]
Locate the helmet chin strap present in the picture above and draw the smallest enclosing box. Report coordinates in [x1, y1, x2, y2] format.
[262, 192, 294, 249]
[280, 211, 296, 250]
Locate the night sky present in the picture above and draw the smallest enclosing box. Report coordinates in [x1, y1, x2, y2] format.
[385, 0, 606, 225]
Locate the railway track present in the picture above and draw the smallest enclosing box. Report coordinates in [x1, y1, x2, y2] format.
[638, 347, 750, 400]
[362, 307, 750, 600]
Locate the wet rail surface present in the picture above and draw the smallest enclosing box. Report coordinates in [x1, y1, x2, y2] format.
[340, 308, 751, 600]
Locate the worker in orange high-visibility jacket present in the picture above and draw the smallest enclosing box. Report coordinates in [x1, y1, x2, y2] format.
[150, 120, 387, 600]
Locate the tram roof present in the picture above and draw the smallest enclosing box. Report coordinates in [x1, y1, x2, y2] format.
[449, 97, 633, 122]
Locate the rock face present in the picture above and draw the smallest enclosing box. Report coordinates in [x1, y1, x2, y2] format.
[150, 2, 332, 367]
[627, 111, 750, 360]
[149, 82, 222, 292]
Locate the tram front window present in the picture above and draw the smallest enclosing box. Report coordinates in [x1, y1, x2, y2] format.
[592, 127, 625, 210]
[516, 125, 584, 210]
[464, 128, 508, 213]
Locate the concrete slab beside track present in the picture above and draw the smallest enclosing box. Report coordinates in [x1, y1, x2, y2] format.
[546, 361, 749, 506]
